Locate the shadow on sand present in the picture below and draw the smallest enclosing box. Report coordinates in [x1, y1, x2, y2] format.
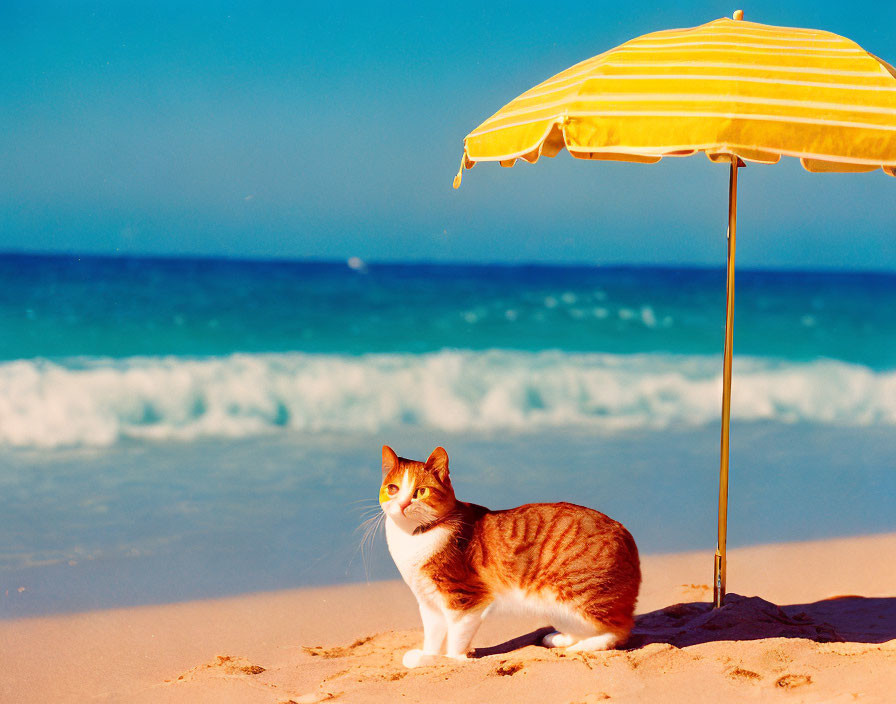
[471, 593, 896, 657]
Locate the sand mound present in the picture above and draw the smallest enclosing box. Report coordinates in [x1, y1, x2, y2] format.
[631, 592, 843, 647]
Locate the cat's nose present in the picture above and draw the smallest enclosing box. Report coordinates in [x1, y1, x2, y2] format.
[399, 498, 412, 514]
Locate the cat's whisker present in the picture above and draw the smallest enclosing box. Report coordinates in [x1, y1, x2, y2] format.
[349, 498, 381, 510]
[354, 515, 380, 530]
[355, 512, 384, 534]
[355, 511, 386, 582]
[358, 522, 381, 556]
[353, 508, 378, 532]
[351, 501, 384, 517]
[348, 503, 388, 584]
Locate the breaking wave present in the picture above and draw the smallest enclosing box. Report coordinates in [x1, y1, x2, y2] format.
[1, 350, 895, 448]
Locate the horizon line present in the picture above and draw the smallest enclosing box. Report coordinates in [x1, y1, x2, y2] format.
[1, 247, 895, 277]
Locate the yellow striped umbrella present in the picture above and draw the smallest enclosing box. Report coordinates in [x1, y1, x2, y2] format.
[453, 10, 896, 607]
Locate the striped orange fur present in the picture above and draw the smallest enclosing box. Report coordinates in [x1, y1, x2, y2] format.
[380, 445, 640, 667]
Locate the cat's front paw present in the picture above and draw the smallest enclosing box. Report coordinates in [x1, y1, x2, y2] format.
[402, 649, 439, 668]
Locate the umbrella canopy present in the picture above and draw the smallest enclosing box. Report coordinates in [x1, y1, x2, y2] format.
[453, 11, 896, 608]
[454, 13, 896, 185]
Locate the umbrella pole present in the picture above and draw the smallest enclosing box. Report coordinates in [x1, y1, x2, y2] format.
[714, 156, 739, 609]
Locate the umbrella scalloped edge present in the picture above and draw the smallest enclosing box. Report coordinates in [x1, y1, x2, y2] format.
[453, 120, 896, 188]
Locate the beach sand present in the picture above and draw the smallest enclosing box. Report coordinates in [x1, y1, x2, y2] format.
[2, 533, 894, 703]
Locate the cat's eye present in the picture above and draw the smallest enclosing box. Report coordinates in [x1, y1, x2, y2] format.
[413, 487, 430, 500]
[386, 484, 399, 496]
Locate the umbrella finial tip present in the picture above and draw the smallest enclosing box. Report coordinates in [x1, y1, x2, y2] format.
[733, 9, 744, 20]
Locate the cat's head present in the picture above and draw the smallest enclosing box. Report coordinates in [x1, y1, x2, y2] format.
[379, 445, 456, 530]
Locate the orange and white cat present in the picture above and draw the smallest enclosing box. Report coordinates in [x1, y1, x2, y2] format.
[380, 445, 641, 668]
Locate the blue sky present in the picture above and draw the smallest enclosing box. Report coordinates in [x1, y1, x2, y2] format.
[2, 1, 895, 269]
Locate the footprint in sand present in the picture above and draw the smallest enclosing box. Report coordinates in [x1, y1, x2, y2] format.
[301, 635, 376, 659]
[170, 654, 266, 682]
[297, 631, 419, 702]
[301, 631, 416, 662]
[492, 661, 525, 676]
[775, 673, 813, 689]
[624, 642, 681, 672]
[728, 666, 762, 683]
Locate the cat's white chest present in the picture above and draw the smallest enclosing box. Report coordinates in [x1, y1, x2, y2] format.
[385, 518, 451, 602]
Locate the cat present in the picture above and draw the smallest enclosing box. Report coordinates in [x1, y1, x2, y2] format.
[380, 445, 641, 668]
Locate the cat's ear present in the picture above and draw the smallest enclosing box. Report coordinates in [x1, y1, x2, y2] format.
[382, 445, 399, 478]
[424, 446, 449, 482]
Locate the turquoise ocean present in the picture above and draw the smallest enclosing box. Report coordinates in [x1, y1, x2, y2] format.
[1, 253, 894, 617]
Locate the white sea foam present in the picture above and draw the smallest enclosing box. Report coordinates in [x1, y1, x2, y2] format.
[0, 351, 894, 448]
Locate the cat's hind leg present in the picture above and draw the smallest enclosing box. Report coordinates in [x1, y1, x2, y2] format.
[539, 605, 601, 649]
[541, 631, 577, 648]
[564, 630, 623, 652]
[540, 610, 627, 652]
[542, 629, 623, 652]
